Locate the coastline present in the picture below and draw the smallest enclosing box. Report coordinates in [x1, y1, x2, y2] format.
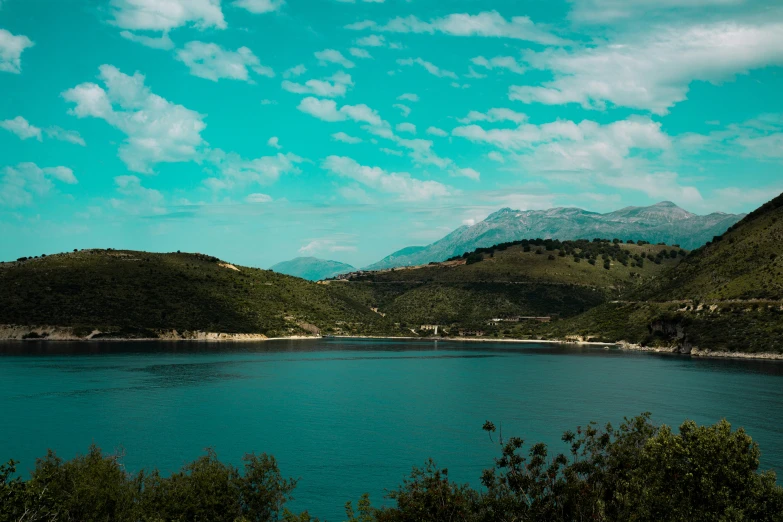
[2, 325, 782, 361]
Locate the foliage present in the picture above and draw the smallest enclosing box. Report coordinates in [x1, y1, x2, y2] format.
[2, 416, 781, 521]
[0, 446, 301, 522]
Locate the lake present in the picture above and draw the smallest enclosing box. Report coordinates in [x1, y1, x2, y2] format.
[1, 339, 782, 520]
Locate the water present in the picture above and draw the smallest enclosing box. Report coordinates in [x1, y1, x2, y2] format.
[1, 339, 783, 520]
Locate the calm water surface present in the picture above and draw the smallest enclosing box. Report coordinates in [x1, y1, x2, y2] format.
[2, 339, 783, 520]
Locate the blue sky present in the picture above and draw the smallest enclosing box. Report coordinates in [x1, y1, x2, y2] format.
[1, 0, 782, 268]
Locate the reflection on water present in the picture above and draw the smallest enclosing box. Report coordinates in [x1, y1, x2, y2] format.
[1, 338, 782, 520]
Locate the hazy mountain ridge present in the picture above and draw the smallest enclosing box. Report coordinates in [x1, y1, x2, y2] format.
[366, 202, 744, 270]
[270, 257, 356, 281]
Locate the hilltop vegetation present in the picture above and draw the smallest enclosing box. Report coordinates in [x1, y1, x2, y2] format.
[0, 249, 400, 338]
[535, 193, 783, 353]
[327, 238, 684, 328]
[3, 415, 781, 521]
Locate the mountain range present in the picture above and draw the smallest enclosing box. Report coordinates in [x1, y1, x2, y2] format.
[366, 202, 744, 270]
[270, 257, 355, 281]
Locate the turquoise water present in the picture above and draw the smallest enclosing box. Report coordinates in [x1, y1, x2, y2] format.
[1, 339, 783, 520]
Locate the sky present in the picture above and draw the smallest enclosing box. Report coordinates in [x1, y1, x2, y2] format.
[1, 0, 782, 268]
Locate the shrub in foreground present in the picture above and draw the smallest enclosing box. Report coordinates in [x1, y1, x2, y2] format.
[2, 415, 782, 522]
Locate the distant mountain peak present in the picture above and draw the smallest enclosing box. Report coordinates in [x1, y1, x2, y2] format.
[364, 201, 744, 270]
[271, 257, 355, 281]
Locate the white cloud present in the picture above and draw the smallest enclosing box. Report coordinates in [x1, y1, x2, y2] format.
[46, 126, 86, 146]
[396, 122, 416, 134]
[207, 149, 304, 188]
[426, 126, 448, 137]
[349, 47, 372, 59]
[380, 147, 403, 156]
[567, 0, 744, 24]
[111, 175, 164, 215]
[315, 49, 355, 69]
[297, 97, 383, 126]
[487, 151, 504, 162]
[332, 131, 363, 144]
[0, 29, 34, 74]
[0, 162, 77, 207]
[176, 41, 274, 82]
[63, 64, 207, 173]
[393, 103, 411, 117]
[458, 108, 528, 124]
[110, 0, 226, 32]
[453, 115, 702, 204]
[471, 55, 525, 74]
[284, 64, 307, 78]
[397, 57, 457, 79]
[512, 21, 783, 114]
[261, 99, 277, 105]
[233, 0, 285, 14]
[0, 116, 42, 141]
[119, 31, 174, 49]
[298, 237, 357, 256]
[267, 136, 281, 149]
[356, 34, 386, 47]
[246, 192, 273, 203]
[455, 167, 480, 180]
[322, 155, 452, 201]
[346, 11, 564, 45]
[282, 71, 354, 97]
[397, 93, 419, 102]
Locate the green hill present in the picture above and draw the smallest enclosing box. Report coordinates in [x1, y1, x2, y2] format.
[326, 238, 685, 329]
[0, 249, 400, 339]
[536, 194, 783, 354]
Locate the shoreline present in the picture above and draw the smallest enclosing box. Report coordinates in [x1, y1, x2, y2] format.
[2, 325, 782, 361]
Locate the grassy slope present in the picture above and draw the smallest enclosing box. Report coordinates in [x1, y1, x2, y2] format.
[326, 240, 683, 327]
[0, 249, 400, 337]
[538, 194, 783, 353]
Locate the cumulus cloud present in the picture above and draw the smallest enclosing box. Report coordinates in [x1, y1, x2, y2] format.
[284, 64, 307, 78]
[0, 28, 34, 74]
[282, 71, 353, 97]
[110, 0, 226, 32]
[111, 175, 165, 215]
[332, 131, 363, 144]
[458, 108, 528, 124]
[396, 122, 416, 134]
[297, 97, 383, 126]
[397, 57, 457, 79]
[315, 49, 355, 68]
[356, 34, 386, 47]
[453, 115, 700, 204]
[426, 126, 448, 137]
[511, 21, 783, 114]
[45, 126, 86, 146]
[176, 41, 274, 82]
[455, 167, 480, 180]
[471, 55, 525, 74]
[63, 64, 207, 173]
[322, 155, 452, 201]
[246, 192, 273, 203]
[206, 149, 304, 189]
[393, 103, 411, 117]
[233, 0, 285, 14]
[397, 93, 419, 102]
[0, 162, 77, 207]
[349, 47, 372, 59]
[267, 136, 282, 149]
[119, 31, 174, 49]
[0, 116, 42, 141]
[346, 10, 564, 45]
[567, 0, 744, 24]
